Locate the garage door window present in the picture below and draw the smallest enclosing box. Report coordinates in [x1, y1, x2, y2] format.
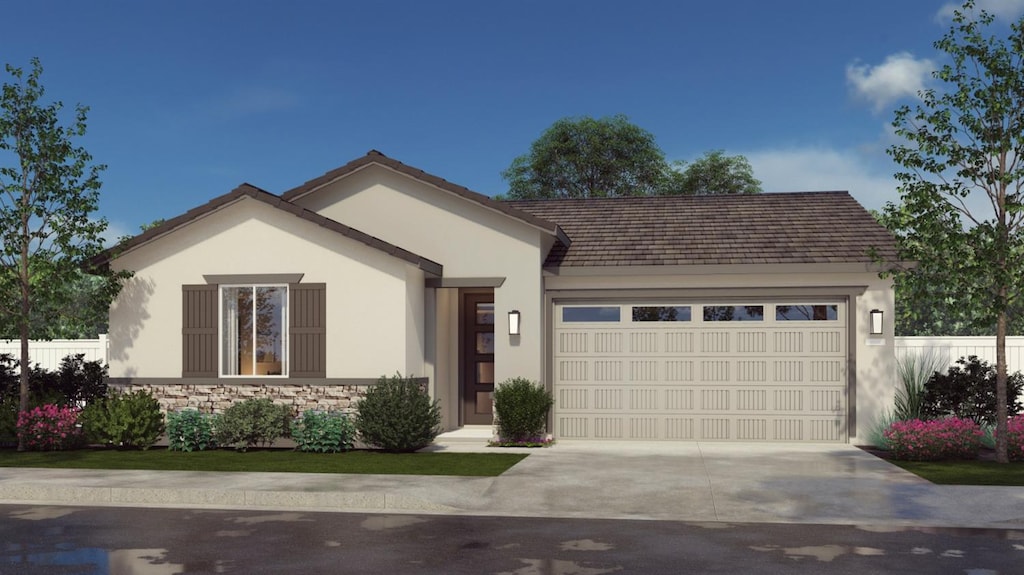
[632, 306, 691, 322]
[563, 306, 621, 322]
[776, 304, 838, 321]
[702, 305, 764, 321]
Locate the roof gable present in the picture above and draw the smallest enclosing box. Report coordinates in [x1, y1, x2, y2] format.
[506, 192, 898, 268]
[95, 184, 442, 276]
[282, 150, 568, 244]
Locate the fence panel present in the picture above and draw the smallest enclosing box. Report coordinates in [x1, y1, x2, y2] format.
[0, 335, 109, 371]
[895, 336, 1024, 375]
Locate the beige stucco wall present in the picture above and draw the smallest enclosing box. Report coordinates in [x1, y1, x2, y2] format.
[291, 165, 549, 391]
[108, 196, 425, 380]
[544, 265, 897, 443]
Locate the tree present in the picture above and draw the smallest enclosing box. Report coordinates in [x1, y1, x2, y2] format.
[501, 114, 671, 199]
[502, 115, 761, 199]
[666, 150, 762, 195]
[884, 0, 1024, 462]
[0, 58, 128, 449]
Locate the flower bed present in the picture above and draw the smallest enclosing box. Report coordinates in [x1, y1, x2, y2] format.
[883, 417, 982, 461]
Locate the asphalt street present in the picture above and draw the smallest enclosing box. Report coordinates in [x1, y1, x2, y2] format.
[1, 504, 1022, 574]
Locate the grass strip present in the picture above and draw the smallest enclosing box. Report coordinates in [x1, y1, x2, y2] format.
[0, 448, 527, 477]
[889, 459, 1024, 486]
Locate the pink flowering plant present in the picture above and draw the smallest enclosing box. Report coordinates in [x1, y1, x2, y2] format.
[1000, 415, 1024, 462]
[16, 404, 84, 451]
[883, 417, 982, 461]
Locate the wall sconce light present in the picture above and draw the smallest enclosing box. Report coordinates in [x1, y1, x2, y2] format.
[870, 309, 884, 336]
[508, 310, 521, 336]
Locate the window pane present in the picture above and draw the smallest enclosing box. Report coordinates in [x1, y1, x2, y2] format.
[702, 305, 764, 322]
[222, 285, 287, 377]
[222, 287, 253, 375]
[632, 306, 691, 322]
[475, 392, 493, 415]
[475, 303, 495, 325]
[776, 304, 839, 321]
[477, 361, 495, 384]
[254, 287, 286, 375]
[562, 306, 621, 322]
[476, 332, 494, 354]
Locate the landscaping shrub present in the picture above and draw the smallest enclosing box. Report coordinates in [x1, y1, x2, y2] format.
[883, 418, 983, 461]
[355, 373, 441, 452]
[922, 356, 1024, 425]
[214, 398, 291, 451]
[1, 353, 107, 406]
[80, 390, 164, 449]
[1000, 415, 1024, 462]
[15, 404, 83, 451]
[894, 348, 947, 421]
[51, 354, 108, 405]
[291, 410, 356, 453]
[166, 409, 218, 452]
[493, 377, 554, 443]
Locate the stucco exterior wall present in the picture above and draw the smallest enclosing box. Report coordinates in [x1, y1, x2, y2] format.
[544, 265, 896, 443]
[291, 165, 548, 386]
[108, 197, 424, 380]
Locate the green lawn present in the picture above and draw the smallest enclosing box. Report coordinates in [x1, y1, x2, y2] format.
[889, 459, 1024, 486]
[0, 448, 527, 477]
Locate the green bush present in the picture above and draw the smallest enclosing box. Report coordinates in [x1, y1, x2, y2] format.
[0, 353, 107, 407]
[80, 390, 165, 449]
[922, 355, 1024, 425]
[291, 410, 356, 453]
[494, 377, 553, 442]
[166, 409, 218, 452]
[355, 373, 441, 452]
[214, 398, 291, 451]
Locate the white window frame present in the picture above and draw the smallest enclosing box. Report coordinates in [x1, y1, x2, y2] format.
[218, 284, 289, 378]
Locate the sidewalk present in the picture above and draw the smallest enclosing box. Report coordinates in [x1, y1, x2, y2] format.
[1, 439, 1023, 529]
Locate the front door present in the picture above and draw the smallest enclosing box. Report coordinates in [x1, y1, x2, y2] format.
[462, 293, 495, 425]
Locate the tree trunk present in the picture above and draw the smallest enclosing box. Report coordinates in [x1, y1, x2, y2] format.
[996, 309, 1009, 463]
[17, 287, 30, 452]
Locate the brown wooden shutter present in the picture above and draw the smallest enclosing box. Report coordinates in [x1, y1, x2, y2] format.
[290, 283, 326, 378]
[182, 284, 218, 378]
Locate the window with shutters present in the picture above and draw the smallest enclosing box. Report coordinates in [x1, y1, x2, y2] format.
[183, 282, 325, 379]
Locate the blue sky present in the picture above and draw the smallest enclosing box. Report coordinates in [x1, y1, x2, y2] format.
[4, 0, 1023, 242]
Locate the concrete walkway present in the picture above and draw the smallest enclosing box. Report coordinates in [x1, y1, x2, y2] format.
[1, 440, 1022, 529]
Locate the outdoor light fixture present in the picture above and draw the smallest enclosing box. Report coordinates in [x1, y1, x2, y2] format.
[508, 310, 521, 336]
[870, 309, 884, 336]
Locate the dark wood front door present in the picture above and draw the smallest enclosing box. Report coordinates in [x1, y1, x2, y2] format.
[462, 293, 495, 425]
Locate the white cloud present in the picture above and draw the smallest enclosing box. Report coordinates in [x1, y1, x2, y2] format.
[741, 147, 899, 212]
[937, 0, 1024, 21]
[846, 52, 934, 112]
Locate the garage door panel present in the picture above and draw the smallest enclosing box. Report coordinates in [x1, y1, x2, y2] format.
[553, 300, 849, 442]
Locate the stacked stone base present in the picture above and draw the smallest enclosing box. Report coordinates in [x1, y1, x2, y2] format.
[108, 383, 365, 415]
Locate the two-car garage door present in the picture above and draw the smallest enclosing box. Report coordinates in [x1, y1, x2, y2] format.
[552, 301, 848, 442]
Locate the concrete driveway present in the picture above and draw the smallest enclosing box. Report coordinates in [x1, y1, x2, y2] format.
[1, 441, 1022, 528]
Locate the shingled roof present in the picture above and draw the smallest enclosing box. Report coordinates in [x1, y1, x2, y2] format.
[506, 192, 898, 268]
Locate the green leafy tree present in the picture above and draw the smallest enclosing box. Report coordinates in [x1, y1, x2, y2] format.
[884, 0, 1024, 462]
[0, 58, 129, 449]
[667, 150, 762, 195]
[501, 114, 672, 199]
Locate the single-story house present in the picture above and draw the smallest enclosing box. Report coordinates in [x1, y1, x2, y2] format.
[100, 150, 898, 443]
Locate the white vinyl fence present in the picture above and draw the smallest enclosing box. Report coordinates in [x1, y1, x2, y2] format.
[895, 336, 1024, 375]
[0, 335, 108, 371]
